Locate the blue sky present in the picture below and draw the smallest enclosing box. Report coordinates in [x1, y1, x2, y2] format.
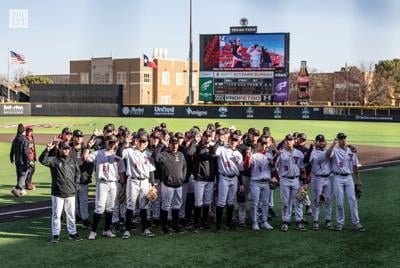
[0, 0, 399, 76]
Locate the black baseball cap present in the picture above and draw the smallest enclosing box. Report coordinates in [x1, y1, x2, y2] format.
[203, 130, 212, 137]
[138, 134, 149, 142]
[58, 141, 71, 149]
[257, 137, 268, 145]
[189, 128, 200, 138]
[170, 137, 179, 144]
[104, 123, 115, 132]
[106, 135, 118, 143]
[215, 122, 222, 128]
[175, 132, 185, 139]
[73, 129, 83, 137]
[62, 127, 72, 135]
[297, 133, 307, 141]
[285, 134, 294, 140]
[315, 134, 325, 142]
[252, 129, 261, 137]
[216, 129, 226, 136]
[230, 134, 240, 142]
[160, 122, 167, 128]
[293, 132, 299, 139]
[336, 133, 347, 140]
[151, 132, 161, 139]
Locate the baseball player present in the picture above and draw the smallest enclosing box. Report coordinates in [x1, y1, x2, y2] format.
[25, 126, 37, 191]
[326, 133, 365, 232]
[276, 134, 307, 232]
[243, 136, 274, 231]
[153, 136, 187, 234]
[121, 133, 157, 239]
[214, 133, 244, 231]
[309, 134, 334, 230]
[187, 130, 217, 232]
[10, 124, 30, 197]
[85, 135, 126, 240]
[70, 129, 93, 228]
[39, 141, 82, 242]
[237, 129, 260, 227]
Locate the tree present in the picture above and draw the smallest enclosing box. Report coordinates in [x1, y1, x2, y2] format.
[374, 59, 400, 106]
[19, 75, 53, 88]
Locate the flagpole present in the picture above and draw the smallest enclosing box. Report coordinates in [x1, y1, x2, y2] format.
[188, 0, 193, 104]
[7, 49, 10, 102]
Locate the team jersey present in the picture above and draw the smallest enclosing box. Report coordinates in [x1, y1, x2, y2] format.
[249, 151, 273, 180]
[88, 149, 125, 182]
[122, 148, 155, 179]
[309, 148, 331, 176]
[276, 148, 305, 177]
[329, 146, 359, 174]
[215, 144, 243, 176]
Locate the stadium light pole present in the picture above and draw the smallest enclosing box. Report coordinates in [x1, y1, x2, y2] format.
[188, 0, 193, 104]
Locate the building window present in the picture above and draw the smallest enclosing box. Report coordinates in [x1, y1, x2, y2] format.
[80, 72, 89, 84]
[176, 73, 184, 86]
[105, 73, 110, 83]
[162, 71, 170, 86]
[192, 73, 198, 86]
[117, 72, 126, 85]
[160, 96, 171, 104]
[143, 73, 151, 84]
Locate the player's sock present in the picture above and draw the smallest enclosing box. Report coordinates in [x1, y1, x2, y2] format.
[202, 205, 210, 225]
[104, 212, 112, 231]
[160, 209, 168, 232]
[216, 206, 223, 227]
[172, 209, 180, 230]
[194, 206, 201, 227]
[125, 209, 133, 231]
[140, 209, 147, 232]
[92, 212, 102, 233]
[226, 205, 234, 226]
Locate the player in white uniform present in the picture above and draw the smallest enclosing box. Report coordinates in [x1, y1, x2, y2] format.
[85, 135, 126, 240]
[243, 137, 274, 231]
[276, 134, 307, 232]
[120, 134, 157, 239]
[214, 134, 244, 231]
[326, 133, 365, 232]
[247, 45, 262, 68]
[309, 134, 334, 230]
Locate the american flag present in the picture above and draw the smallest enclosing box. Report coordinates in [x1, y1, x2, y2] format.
[10, 50, 26, 64]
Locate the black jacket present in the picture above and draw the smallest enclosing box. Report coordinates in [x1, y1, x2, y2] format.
[39, 149, 81, 198]
[69, 144, 94, 185]
[10, 134, 30, 167]
[187, 141, 217, 182]
[153, 144, 187, 188]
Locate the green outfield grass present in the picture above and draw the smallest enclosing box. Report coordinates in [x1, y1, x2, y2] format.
[0, 116, 399, 147]
[0, 166, 398, 267]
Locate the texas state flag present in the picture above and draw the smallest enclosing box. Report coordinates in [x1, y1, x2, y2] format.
[143, 54, 157, 68]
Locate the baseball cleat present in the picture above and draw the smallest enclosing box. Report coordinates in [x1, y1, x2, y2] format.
[51, 235, 60, 243]
[11, 188, 20, 197]
[103, 230, 117, 238]
[88, 231, 97, 240]
[110, 223, 119, 234]
[312, 222, 320, 231]
[305, 207, 313, 216]
[26, 183, 36, 191]
[252, 222, 260, 231]
[69, 233, 83, 241]
[353, 223, 365, 232]
[20, 190, 28, 196]
[238, 220, 247, 227]
[260, 221, 274, 230]
[335, 224, 344, 231]
[324, 221, 334, 230]
[122, 230, 130, 239]
[268, 208, 277, 218]
[82, 220, 92, 229]
[296, 222, 307, 231]
[280, 223, 289, 232]
[143, 229, 155, 237]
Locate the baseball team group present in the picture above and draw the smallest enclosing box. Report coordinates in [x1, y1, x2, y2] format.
[9, 122, 365, 243]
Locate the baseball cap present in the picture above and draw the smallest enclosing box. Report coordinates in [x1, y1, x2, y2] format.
[315, 134, 325, 142]
[203, 130, 212, 137]
[103, 123, 115, 132]
[252, 129, 261, 137]
[216, 129, 225, 136]
[160, 122, 167, 128]
[257, 137, 268, 145]
[293, 132, 299, 139]
[170, 137, 179, 144]
[73, 129, 84, 137]
[189, 128, 200, 138]
[175, 132, 185, 139]
[336, 133, 347, 140]
[234, 129, 242, 136]
[228, 125, 236, 131]
[297, 133, 307, 141]
[285, 134, 294, 140]
[58, 141, 71, 149]
[263, 127, 271, 136]
[106, 135, 118, 143]
[62, 127, 72, 135]
[230, 134, 240, 142]
[25, 125, 33, 131]
[150, 132, 161, 139]
[137, 134, 149, 142]
[215, 122, 222, 128]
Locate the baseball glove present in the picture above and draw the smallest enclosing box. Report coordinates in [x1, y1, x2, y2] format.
[118, 184, 126, 204]
[236, 189, 246, 203]
[269, 177, 280, 190]
[296, 185, 308, 202]
[146, 186, 158, 203]
[319, 194, 326, 204]
[355, 184, 362, 199]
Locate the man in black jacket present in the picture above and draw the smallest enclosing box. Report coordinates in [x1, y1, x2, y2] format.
[153, 137, 187, 234]
[39, 141, 82, 243]
[10, 124, 30, 197]
[187, 130, 217, 232]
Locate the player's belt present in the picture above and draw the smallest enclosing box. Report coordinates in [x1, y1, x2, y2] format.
[221, 173, 237, 178]
[283, 176, 299, 179]
[334, 173, 351, 176]
[314, 174, 330, 178]
[258, 179, 269, 183]
[128, 176, 147, 180]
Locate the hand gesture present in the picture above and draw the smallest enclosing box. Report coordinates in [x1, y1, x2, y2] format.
[47, 137, 57, 151]
[93, 128, 102, 137]
[239, 185, 245, 193]
[87, 136, 96, 148]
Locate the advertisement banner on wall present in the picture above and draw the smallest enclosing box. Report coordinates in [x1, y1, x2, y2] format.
[0, 103, 31, 116]
[199, 78, 214, 102]
[273, 76, 289, 102]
